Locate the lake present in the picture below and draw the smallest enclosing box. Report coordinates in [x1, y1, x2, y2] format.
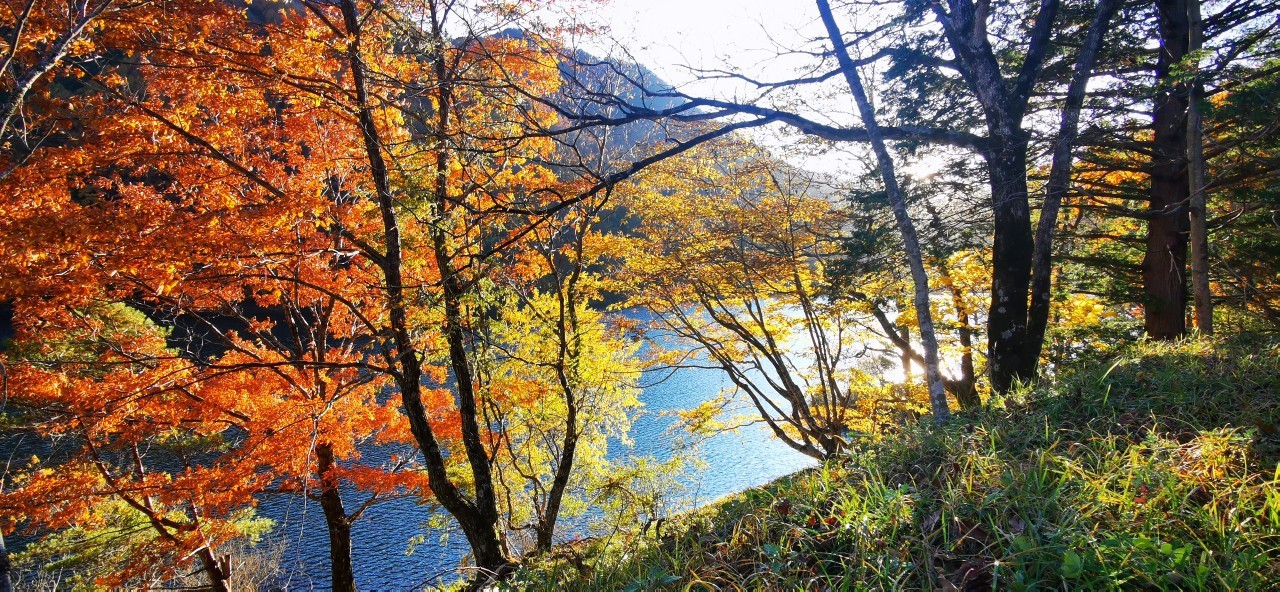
[257, 352, 817, 590]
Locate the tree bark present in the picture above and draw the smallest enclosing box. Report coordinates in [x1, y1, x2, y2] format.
[337, 0, 508, 574]
[929, 0, 1121, 385]
[424, 12, 507, 569]
[818, 0, 950, 423]
[986, 142, 1036, 393]
[930, 0, 1054, 393]
[316, 444, 356, 592]
[429, 241, 508, 571]
[1026, 0, 1123, 363]
[1145, 0, 1192, 339]
[196, 546, 230, 592]
[0, 528, 11, 592]
[899, 326, 912, 379]
[942, 271, 981, 409]
[535, 220, 589, 553]
[863, 297, 978, 407]
[1187, 0, 1214, 334]
[536, 387, 578, 552]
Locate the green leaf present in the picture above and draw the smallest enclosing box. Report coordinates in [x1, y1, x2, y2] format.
[1012, 534, 1034, 553]
[1062, 549, 1084, 579]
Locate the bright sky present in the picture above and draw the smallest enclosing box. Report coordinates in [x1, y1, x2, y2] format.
[569, 0, 828, 98]
[563, 0, 880, 175]
[535, 0, 898, 177]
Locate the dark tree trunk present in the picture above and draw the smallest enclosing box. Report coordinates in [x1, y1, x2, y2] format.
[929, 0, 1057, 395]
[427, 75, 508, 578]
[316, 444, 356, 592]
[535, 424, 577, 552]
[536, 317, 582, 553]
[0, 529, 11, 592]
[337, 0, 509, 577]
[1026, 0, 1123, 364]
[196, 546, 230, 592]
[431, 256, 508, 572]
[899, 326, 912, 379]
[986, 138, 1036, 393]
[452, 508, 508, 573]
[933, 0, 1121, 389]
[420, 3, 509, 573]
[945, 278, 982, 409]
[1146, 0, 1192, 339]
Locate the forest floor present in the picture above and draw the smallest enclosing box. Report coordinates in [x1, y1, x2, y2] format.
[505, 334, 1280, 591]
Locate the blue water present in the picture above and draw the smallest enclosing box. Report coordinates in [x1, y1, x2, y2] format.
[0, 318, 817, 589]
[259, 358, 815, 590]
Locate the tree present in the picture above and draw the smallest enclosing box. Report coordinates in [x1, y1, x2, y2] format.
[613, 140, 937, 458]
[338, 1, 761, 573]
[833, 184, 990, 410]
[2, 0, 741, 583]
[899, 0, 1122, 389]
[817, 0, 951, 422]
[1061, 0, 1279, 335]
[483, 289, 643, 552]
[1144, 0, 1196, 339]
[0, 0, 462, 584]
[1144, 0, 1275, 337]
[1186, 0, 1213, 334]
[1199, 55, 1280, 329]
[0, 0, 126, 180]
[0, 2, 456, 587]
[576, 0, 1123, 394]
[2, 306, 267, 590]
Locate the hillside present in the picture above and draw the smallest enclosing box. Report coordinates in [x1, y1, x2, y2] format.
[510, 336, 1280, 590]
[3, 0, 1277, 589]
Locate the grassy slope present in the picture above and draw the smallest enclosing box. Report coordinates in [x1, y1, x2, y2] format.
[508, 336, 1280, 591]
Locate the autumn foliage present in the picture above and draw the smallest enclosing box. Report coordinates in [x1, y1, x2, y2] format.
[0, 0, 618, 587]
[1, 0, 1278, 588]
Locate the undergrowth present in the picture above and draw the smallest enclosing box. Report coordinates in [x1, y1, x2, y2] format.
[506, 335, 1280, 590]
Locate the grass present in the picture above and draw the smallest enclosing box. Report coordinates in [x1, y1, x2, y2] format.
[505, 335, 1280, 590]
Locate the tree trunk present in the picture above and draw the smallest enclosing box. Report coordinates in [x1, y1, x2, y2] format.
[431, 255, 508, 572]
[196, 546, 230, 592]
[869, 300, 979, 408]
[943, 274, 981, 409]
[920, 203, 981, 408]
[1026, 0, 1123, 364]
[316, 444, 356, 592]
[1146, 0, 1192, 339]
[1187, 0, 1213, 334]
[0, 529, 11, 592]
[337, 0, 508, 575]
[536, 423, 577, 552]
[537, 297, 582, 553]
[986, 141, 1036, 393]
[899, 326, 912, 379]
[420, 3, 509, 573]
[927, 0, 1054, 394]
[818, 0, 950, 423]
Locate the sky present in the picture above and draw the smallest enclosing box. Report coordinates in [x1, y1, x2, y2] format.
[547, 0, 880, 176]
[564, 0, 828, 99]
[522, 0, 933, 179]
